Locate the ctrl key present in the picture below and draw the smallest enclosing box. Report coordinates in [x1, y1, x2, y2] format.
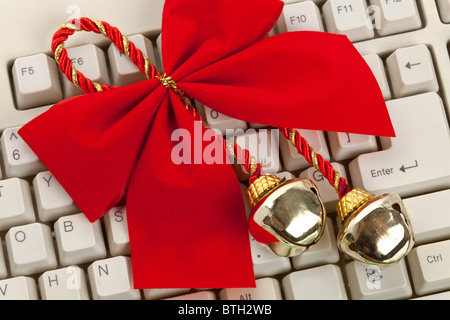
[407, 239, 450, 296]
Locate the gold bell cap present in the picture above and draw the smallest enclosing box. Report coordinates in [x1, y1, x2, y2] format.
[336, 188, 374, 222]
[247, 174, 284, 208]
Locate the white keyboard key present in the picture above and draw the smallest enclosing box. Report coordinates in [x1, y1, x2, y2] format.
[165, 291, 216, 300]
[282, 264, 348, 300]
[5, 223, 57, 277]
[11, 53, 63, 110]
[103, 206, 130, 256]
[349, 93, 450, 198]
[413, 291, 450, 300]
[1, 126, 46, 178]
[299, 163, 348, 213]
[219, 277, 282, 300]
[386, 45, 438, 98]
[363, 54, 391, 100]
[54, 213, 107, 266]
[0, 178, 35, 231]
[403, 190, 450, 245]
[369, 0, 421, 36]
[437, 0, 450, 23]
[143, 288, 191, 300]
[62, 44, 110, 97]
[38, 266, 89, 300]
[234, 129, 280, 180]
[277, 1, 324, 33]
[0, 241, 7, 279]
[322, 0, 374, 42]
[250, 234, 291, 278]
[33, 171, 78, 222]
[88, 256, 141, 300]
[279, 129, 330, 172]
[328, 132, 378, 161]
[0, 276, 38, 300]
[345, 260, 412, 300]
[291, 218, 340, 269]
[108, 34, 157, 87]
[199, 103, 247, 136]
[408, 239, 450, 296]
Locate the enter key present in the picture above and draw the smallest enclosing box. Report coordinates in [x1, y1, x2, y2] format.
[348, 92, 450, 198]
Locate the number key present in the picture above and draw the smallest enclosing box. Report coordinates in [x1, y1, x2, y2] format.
[0, 126, 46, 178]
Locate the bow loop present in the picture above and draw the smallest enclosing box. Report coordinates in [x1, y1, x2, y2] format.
[178, 31, 395, 137]
[52, 17, 157, 94]
[20, 80, 167, 222]
[162, 0, 284, 77]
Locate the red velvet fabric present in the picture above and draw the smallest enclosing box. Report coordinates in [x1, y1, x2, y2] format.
[19, 0, 394, 288]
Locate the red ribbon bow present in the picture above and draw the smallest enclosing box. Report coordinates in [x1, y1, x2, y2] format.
[19, 0, 394, 289]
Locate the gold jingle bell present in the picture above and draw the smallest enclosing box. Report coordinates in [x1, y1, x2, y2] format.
[336, 189, 414, 266]
[247, 174, 326, 257]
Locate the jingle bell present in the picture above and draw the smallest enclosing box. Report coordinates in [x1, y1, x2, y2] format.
[336, 189, 414, 266]
[247, 174, 326, 257]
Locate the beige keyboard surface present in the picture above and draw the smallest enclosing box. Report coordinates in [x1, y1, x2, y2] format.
[1, 0, 450, 300]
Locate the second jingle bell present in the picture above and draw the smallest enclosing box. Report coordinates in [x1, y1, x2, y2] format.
[336, 188, 414, 266]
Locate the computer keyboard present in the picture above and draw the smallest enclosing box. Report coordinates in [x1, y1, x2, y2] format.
[1, 0, 450, 300]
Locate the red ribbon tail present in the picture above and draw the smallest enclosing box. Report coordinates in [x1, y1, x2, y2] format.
[126, 93, 255, 288]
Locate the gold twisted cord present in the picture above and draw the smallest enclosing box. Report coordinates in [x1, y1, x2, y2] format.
[289, 128, 342, 194]
[56, 18, 153, 92]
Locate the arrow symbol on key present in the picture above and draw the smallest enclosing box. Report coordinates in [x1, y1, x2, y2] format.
[400, 160, 419, 173]
[405, 62, 421, 69]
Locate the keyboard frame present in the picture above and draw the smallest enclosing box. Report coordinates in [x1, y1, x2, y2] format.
[1, 0, 450, 300]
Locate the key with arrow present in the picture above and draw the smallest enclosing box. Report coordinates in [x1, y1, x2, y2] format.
[399, 160, 419, 173]
[348, 93, 450, 198]
[386, 44, 438, 98]
[405, 62, 421, 69]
